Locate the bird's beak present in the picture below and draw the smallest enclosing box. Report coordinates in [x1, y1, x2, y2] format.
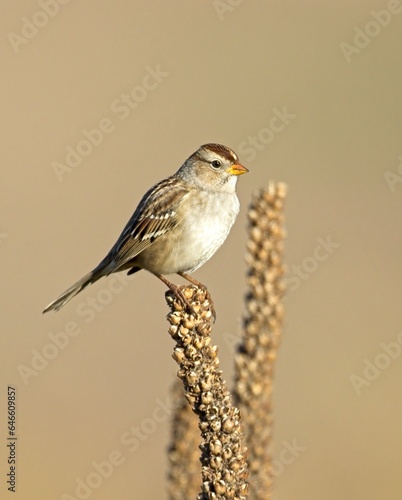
[226, 164, 249, 176]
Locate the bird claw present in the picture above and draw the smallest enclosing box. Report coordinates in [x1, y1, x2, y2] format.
[168, 285, 199, 318]
[176, 273, 216, 322]
[167, 285, 216, 323]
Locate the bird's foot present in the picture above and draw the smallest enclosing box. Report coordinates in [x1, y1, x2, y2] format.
[177, 273, 216, 322]
[167, 284, 199, 318]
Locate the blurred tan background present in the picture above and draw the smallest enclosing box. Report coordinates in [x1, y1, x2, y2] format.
[1, 1, 402, 499]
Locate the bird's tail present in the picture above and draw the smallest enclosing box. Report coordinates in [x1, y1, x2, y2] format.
[42, 263, 111, 313]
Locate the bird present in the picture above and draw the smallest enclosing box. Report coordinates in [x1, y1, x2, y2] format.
[43, 143, 249, 317]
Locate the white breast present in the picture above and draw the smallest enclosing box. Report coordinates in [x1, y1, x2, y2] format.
[177, 191, 240, 273]
[135, 189, 241, 276]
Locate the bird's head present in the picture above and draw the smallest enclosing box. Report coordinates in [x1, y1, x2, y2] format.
[176, 143, 249, 193]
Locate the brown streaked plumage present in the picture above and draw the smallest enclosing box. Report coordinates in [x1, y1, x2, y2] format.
[110, 177, 190, 268]
[43, 143, 248, 316]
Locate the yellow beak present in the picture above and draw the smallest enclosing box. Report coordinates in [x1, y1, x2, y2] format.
[226, 164, 249, 176]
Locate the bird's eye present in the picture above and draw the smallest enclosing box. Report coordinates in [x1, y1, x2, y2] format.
[211, 160, 221, 168]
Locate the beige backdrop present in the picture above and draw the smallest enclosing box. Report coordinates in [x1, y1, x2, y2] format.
[2, 1, 402, 499]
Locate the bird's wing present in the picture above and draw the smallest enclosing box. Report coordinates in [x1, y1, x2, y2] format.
[108, 176, 190, 270]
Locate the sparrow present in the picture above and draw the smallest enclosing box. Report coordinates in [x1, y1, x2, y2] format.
[43, 143, 248, 317]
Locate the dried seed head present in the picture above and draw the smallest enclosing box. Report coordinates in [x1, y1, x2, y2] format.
[186, 371, 198, 386]
[185, 344, 197, 358]
[183, 287, 194, 299]
[200, 421, 209, 432]
[225, 485, 236, 498]
[192, 303, 201, 315]
[193, 336, 204, 350]
[229, 458, 241, 472]
[172, 300, 184, 312]
[169, 312, 182, 325]
[172, 348, 185, 363]
[201, 391, 213, 405]
[213, 480, 226, 495]
[166, 284, 249, 498]
[206, 345, 218, 359]
[168, 324, 179, 338]
[210, 419, 222, 432]
[209, 439, 222, 455]
[223, 469, 235, 483]
[184, 393, 196, 405]
[181, 335, 192, 347]
[179, 326, 189, 336]
[210, 456, 223, 470]
[222, 417, 236, 433]
[183, 317, 195, 329]
[192, 353, 203, 366]
[233, 183, 286, 498]
[200, 379, 212, 391]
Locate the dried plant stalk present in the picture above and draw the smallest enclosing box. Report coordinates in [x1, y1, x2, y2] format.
[233, 182, 287, 499]
[166, 286, 249, 500]
[167, 379, 201, 499]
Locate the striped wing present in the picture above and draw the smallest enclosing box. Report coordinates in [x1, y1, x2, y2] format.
[108, 176, 190, 270]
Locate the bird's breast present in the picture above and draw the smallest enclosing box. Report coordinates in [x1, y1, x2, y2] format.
[176, 191, 240, 273]
[134, 191, 240, 275]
